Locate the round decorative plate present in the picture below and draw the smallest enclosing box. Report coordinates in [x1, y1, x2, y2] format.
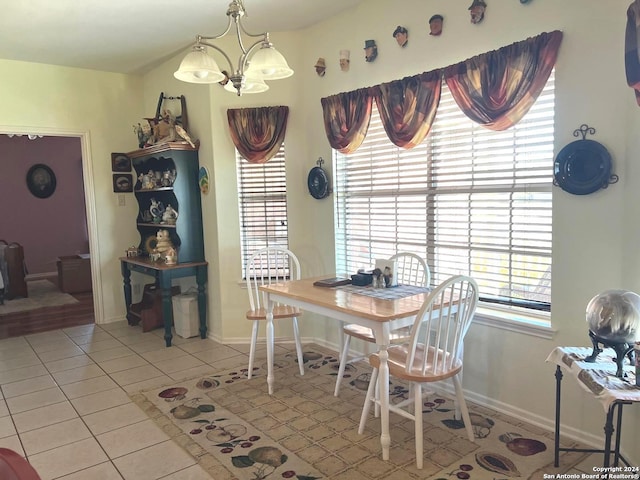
[553, 139, 612, 195]
[307, 165, 330, 199]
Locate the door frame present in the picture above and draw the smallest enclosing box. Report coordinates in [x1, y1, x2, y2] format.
[0, 126, 103, 324]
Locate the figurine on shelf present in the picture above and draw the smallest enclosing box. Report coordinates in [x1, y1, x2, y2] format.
[162, 169, 176, 187]
[155, 229, 175, 257]
[140, 210, 153, 223]
[165, 247, 178, 265]
[133, 123, 153, 149]
[175, 124, 196, 148]
[152, 110, 177, 144]
[149, 198, 165, 223]
[162, 204, 178, 225]
[149, 248, 162, 262]
[138, 172, 153, 190]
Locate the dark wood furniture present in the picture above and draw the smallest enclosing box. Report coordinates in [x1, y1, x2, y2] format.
[121, 142, 207, 347]
[128, 283, 181, 332]
[128, 142, 204, 263]
[0, 240, 28, 303]
[57, 254, 92, 293]
[120, 257, 207, 346]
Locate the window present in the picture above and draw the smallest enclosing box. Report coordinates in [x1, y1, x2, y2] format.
[237, 144, 289, 276]
[334, 72, 554, 316]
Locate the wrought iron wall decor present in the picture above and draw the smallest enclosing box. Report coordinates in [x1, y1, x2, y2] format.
[307, 157, 330, 199]
[553, 124, 618, 195]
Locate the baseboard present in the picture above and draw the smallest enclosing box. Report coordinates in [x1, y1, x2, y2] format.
[25, 271, 57, 281]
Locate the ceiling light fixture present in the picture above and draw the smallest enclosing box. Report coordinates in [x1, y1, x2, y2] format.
[174, 0, 293, 96]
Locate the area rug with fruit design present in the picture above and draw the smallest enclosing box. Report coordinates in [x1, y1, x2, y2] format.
[130, 345, 590, 480]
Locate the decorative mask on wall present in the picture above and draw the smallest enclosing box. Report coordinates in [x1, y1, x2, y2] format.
[429, 14, 444, 36]
[468, 0, 487, 24]
[392, 26, 408, 47]
[364, 40, 378, 62]
[339, 50, 350, 71]
[314, 57, 326, 77]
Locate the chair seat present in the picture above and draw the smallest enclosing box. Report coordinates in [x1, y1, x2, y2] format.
[246, 305, 302, 321]
[342, 324, 412, 343]
[369, 344, 462, 383]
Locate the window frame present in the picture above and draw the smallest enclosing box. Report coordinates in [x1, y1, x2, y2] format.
[333, 73, 555, 333]
[236, 144, 289, 279]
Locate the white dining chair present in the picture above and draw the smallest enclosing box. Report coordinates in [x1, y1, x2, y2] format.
[245, 247, 305, 379]
[358, 275, 479, 469]
[334, 252, 430, 396]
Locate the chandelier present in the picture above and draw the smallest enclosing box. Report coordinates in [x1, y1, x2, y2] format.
[174, 0, 293, 96]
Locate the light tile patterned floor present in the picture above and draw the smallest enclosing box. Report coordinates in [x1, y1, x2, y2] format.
[0, 321, 606, 479]
[0, 321, 280, 479]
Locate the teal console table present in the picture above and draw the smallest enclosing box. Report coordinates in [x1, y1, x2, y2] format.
[120, 257, 207, 347]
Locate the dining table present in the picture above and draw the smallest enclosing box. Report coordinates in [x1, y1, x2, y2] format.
[259, 276, 434, 461]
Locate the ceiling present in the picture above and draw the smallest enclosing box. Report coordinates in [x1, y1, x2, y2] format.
[0, 0, 364, 75]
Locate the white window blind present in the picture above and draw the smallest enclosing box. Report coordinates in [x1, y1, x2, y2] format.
[335, 72, 554, 313]
[237, 144, 289, 276]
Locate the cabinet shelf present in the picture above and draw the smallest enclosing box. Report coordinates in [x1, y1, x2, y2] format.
[127, 144, 205, 264]
[135, 187, 173, 193]
[137, 223, 177, 228]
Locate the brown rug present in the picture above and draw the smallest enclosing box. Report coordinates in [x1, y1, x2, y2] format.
[131, 345, 590, 479]
[0, 279, 78, 315]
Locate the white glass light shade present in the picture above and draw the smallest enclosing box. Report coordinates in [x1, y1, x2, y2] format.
[224, 69, 269, 95]
[174, 46, 226, 84]
[248, 45, 294, 80]
[224, 73, 269, 95]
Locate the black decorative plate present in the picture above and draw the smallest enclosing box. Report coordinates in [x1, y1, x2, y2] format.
[553, 139, 612, 195]
[307, 165, 330, 199]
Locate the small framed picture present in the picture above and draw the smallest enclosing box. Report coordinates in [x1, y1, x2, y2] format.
[111, 153, 131, 172]
[113, 173, 133, 192]
[26, 164, 57, 199]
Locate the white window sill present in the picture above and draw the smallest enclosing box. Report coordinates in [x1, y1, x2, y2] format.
[474, 304, 556, 339]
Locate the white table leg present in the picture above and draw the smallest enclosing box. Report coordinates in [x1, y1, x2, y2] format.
[265, 295, 275, 395]
[378, 347, 390, 460]
[376, 325, 391, 461]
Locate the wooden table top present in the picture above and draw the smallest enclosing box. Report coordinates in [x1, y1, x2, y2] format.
[259, 277, 432, 322]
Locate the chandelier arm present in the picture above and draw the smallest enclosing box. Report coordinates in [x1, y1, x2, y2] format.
[198, 40, 235, 73]
[197, 13, 233, 42]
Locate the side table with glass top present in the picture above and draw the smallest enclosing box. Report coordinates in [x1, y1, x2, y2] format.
[546, 346, 638, 468]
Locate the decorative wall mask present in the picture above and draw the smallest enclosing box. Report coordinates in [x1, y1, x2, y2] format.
[468, 0, 487, 24]
[339, 50, 350, 71]
[429, 14, 444, 36]
[392, 26, 408, 47]
[314, 58, 326, 77]
[364, 40, 378, 62]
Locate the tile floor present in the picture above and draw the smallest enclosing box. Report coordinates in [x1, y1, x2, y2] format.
[0, 321, 615, 479]
[0, 321, 284, 480]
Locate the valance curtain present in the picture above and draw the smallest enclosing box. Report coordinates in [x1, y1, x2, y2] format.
[227, 106, 289, 163]
[625, 0, 640, 105]
[320, 88, 373, 154]
[443, 30, 563, 131]
[371, 70, 442, 149]
[320, 30, 563, 151]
